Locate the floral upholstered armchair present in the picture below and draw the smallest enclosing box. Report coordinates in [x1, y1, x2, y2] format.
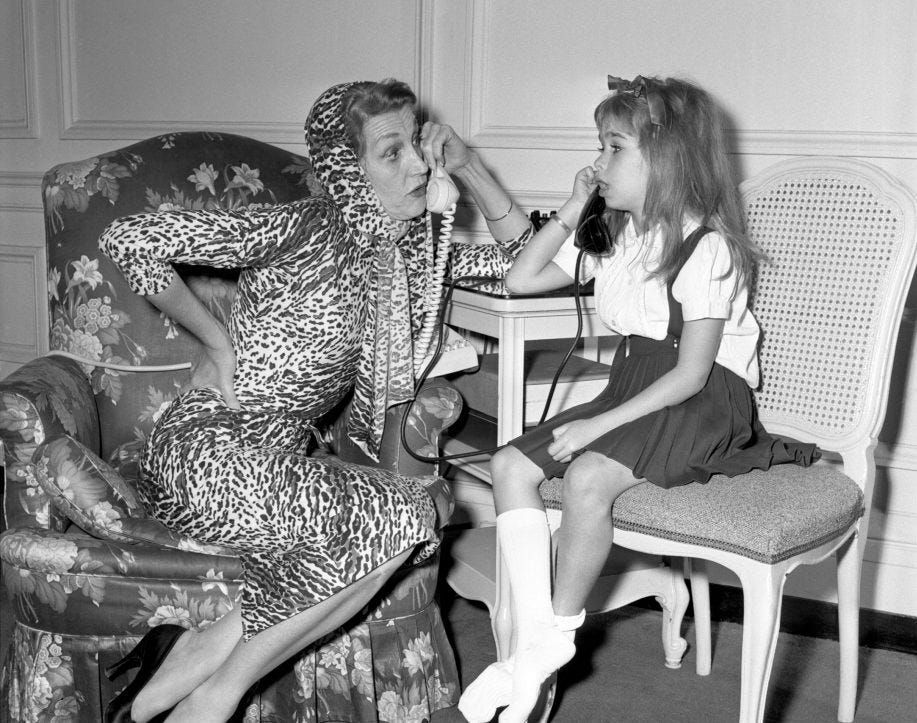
[0, 132, 463, 722]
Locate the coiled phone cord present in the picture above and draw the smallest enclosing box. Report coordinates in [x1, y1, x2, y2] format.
[413, 204, 456, 374]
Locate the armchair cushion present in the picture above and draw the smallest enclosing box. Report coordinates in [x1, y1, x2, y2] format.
[32, 434, 238, 556]
[0, 355, 99, 531]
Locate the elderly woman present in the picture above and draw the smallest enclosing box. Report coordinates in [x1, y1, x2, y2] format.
[99, 79, 530, 723]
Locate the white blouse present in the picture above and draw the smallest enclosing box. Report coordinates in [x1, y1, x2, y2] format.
[551, 218, 761, 388]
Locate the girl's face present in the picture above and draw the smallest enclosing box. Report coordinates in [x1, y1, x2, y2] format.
[359, 106, 429, 221]
[593, 117, 650, 232]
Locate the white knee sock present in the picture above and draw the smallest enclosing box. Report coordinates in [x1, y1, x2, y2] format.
[457, 608, 586, 722]
[458, 508, 553, 722]
[554, 609, 586, 641]
[458, 659, 515, 722]
[497, 508, 555, 626]
[497, 509, 576, 723]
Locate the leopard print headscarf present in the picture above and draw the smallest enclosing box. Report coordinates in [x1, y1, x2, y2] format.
[305, 82, 435, 461]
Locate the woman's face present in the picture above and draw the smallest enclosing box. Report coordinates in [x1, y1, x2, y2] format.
[593, 116, 650, 231]
[359, 106, 429, 221]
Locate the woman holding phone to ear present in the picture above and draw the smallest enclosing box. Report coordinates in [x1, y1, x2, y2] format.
[98, 78, 530, 723]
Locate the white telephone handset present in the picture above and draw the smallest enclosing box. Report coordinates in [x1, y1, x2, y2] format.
[426, 166, 460, 214]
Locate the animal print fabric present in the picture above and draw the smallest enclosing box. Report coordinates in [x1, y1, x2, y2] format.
[98, 81, 528, 637]
[305, 82, 532, 459]
[141, 388, 436, 635]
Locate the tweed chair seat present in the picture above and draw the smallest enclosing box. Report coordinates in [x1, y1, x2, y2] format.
[539, 463, 864, 565]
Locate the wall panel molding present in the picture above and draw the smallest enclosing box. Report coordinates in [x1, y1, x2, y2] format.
[0, 245, 46, 365]
[0, 172, 44, 214]
[57, 0, 426, 145]
[462, 4, 916, 160]
[0, 0, 38, 138]
[469, 123, 917, 161]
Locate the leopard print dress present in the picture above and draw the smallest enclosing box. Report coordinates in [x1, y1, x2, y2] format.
[99, 82, 529, 637]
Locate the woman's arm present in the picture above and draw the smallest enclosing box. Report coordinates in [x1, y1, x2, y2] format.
[420, 121, 529, 243]
[146, 273, 240, 408]
[99, 202, 320, 407]
[98, 202, 318, 296]
[547, 317, 725, 462]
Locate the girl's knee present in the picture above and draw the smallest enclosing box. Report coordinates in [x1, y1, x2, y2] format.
[490, 446, 543, 493]
[491, 446, 531, 481]
[565, 454, 635, 507]
[490, 446, 517, 478]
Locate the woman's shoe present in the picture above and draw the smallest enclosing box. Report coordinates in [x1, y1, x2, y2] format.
[104, 624, 187, 723]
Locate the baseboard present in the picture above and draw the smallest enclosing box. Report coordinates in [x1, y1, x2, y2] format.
[633, 581, 917, 656]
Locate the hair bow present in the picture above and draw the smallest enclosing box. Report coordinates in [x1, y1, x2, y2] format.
[607, 74, 666, 128]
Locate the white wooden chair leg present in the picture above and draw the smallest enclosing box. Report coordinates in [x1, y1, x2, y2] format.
[530, 674, 558, 723]
[836, 534, 861, 722]
[737, 565, 787, 723]
[658, 562, 690, 668]
[687, 557, 712, 676]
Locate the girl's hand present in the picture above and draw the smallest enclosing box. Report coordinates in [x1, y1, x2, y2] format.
[572, 166, 598, 205]
[420, 121, 472, 174]
[547, 419, 600, 462]
[192, 333, 240, 409]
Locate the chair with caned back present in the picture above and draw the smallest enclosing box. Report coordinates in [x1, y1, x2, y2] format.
[594, 156, 917, 722]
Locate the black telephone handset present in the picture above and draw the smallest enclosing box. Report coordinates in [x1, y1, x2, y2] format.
[574, 188, 612, 256]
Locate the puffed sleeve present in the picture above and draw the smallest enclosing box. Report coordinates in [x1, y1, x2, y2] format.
[99, 199, 329, 296]
[672, 232, 740, 321]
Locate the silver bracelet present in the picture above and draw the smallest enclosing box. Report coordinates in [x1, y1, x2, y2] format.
[483, 200, 514, 222]
[551, 214, 572, 235]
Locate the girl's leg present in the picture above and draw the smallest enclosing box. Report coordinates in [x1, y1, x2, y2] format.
[462, 446, 576, 723]
[499, 453, 640, 723]
[552, 453, 642, 617]
[131, 549, 412, 723]
[459, 446, 550, 722]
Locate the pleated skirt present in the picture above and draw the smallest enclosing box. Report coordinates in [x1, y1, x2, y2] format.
[510, 335, 819, 489]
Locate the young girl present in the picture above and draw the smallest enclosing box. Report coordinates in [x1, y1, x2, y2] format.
[458, 75, 817, 723]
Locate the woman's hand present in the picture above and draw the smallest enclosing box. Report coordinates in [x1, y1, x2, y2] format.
[420, 121, 472, 174]
[191, 332, 240, 409]
[547, 419, 601, 463]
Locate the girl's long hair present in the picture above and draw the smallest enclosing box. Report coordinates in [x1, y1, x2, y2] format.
[595, 77, 762, 286]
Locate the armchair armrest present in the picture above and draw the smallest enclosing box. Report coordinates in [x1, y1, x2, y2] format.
[324, 379, 463, 529]
[1, 355, 99, 530]
[326, 378, 463, 476]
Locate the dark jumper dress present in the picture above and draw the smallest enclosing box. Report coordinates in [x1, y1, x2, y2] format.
[509, 228, 818, 488]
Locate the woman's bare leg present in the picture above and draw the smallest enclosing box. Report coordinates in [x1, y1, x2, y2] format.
[131, 549, 412, 723]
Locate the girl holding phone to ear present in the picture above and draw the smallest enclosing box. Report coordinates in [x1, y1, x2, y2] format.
[459, 75, 818, 723]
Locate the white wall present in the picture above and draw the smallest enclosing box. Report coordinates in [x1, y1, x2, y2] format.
[1, 0, 915, 616]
